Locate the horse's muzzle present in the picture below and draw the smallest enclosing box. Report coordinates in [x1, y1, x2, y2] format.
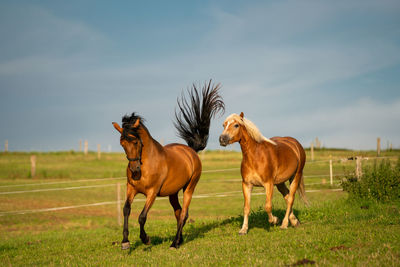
[130, 165, 141, 180]
[219, 134, 230, 147]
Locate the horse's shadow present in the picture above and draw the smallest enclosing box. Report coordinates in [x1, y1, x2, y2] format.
[129, 208, 300, 252]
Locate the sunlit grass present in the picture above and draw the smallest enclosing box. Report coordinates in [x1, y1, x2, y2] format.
[0, 149, 399, 266]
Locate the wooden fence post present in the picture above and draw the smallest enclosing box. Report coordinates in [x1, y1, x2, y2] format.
[377, 137, 381, 157]
[117, 182, 122, 226]
[329, 155, 333, 186]
[97, 144, 101, 159]
[310, 142, 314, 161]
[79, 140, 82, 152]
[356, 156, 362, 180]
[5, 140, 8, 152]
[30, 155, 36, 178]
[84, 140, 88, 155]
[315, 137, 321, 149]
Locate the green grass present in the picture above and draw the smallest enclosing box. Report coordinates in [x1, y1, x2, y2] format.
[1, 149, 400, 266]
[0, 151, 126, 180]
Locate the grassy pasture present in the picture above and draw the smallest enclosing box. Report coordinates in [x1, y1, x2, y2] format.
[0, 149, 399, 266]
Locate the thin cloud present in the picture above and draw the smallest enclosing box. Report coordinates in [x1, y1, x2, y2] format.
[0, 1, 399, 151]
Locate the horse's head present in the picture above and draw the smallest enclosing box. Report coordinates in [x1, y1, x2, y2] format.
[219, 112, 245, 146]
[113, 115, 143, 180]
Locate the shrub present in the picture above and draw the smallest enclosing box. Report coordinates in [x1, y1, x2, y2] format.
[341, 158, 400, 201]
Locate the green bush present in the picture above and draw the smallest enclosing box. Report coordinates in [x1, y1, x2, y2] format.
[341, 158, 400, 201]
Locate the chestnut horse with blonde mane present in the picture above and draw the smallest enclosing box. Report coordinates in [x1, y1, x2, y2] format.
[219, 112, 307, 234]
[113, 81, 224, 249]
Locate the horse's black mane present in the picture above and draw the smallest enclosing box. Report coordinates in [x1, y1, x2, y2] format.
[121, 112, 146, 141]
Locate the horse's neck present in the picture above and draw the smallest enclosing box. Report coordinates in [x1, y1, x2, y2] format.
[239, 128, 259, 159]
[138, 127, 161, 156]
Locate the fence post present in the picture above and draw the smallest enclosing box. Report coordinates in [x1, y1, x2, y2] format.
[97, 144, 101, 159]
[310, 142, 314, 161]
[315, 137, 321, 149]
[377, 137, 381, 157]
[329, 155, 333, 186]
[30, 155, 36, 178]
[117, 182, 122, 226]
[5, 140, 8, 152]
[84, 140, 88, 155]
[79, 140, 82, 152]
[356, 156, 362, 180]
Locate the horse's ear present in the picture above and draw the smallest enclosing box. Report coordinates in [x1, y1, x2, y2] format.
[133, 118, 140, 128]
[240, 112, 244, 119]
[112, 122, 123, 134]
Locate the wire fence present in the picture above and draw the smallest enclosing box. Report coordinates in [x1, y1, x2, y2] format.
[0, 155, 397, 216]
[0, 188, 343, 217]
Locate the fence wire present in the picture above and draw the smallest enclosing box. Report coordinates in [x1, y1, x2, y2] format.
[1, 155, 396, 215]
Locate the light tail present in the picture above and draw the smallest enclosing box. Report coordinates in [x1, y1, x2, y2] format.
[298, 174, 310, 206]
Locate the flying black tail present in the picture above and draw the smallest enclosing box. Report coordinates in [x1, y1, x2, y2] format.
[174, 80, 225, 152]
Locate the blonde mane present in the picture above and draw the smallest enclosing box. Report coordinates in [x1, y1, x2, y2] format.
[225, 114, 277, 145]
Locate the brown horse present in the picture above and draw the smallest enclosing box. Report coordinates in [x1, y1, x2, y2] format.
[112, 81, 224, 249]
[219, 112, 307, 234]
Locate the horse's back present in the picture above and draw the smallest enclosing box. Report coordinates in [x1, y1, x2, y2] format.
[163, 143, 200, 163]
[158, 143, 201, 196]
[269, 137, 306, 182]
[271, 136, 305, 164]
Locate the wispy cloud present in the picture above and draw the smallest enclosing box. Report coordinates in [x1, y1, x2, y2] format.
[284, 98, 400, 149]
[0, 1, 399, 151]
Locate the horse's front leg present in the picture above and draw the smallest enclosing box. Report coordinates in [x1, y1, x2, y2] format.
[121, 183, 137, 250]
[239, 181, 253, 235]
[139, 191, 157, 245]
[265, 182, 279, 225]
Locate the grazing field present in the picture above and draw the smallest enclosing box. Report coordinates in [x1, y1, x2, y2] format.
[1, 149, 399, 266]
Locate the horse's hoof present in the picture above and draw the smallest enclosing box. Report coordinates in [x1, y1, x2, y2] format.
[170, 243, 179, 250]
[291, 220, 300, 227]
[280, 225, 288, 230]
[238, 230, 247, 235]
[269, 216, 280, 226]
[121, 242, 130, 250]
[141, 235, 151, 245]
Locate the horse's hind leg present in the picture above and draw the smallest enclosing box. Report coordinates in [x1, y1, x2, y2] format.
[121, 183, 137, 250]
[280, 172, 302, 229]
[170, 177, 199, 249]
[138, 191, 157, 245]
[169, 193, 184, 245]
[276, 182, 299, 227]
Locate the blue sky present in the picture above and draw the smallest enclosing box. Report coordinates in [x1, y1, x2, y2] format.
[0, 0, 399, 152]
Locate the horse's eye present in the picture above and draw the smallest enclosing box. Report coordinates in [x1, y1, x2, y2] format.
[133, 141, 138, 145]
[234, 124, 239, 128]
